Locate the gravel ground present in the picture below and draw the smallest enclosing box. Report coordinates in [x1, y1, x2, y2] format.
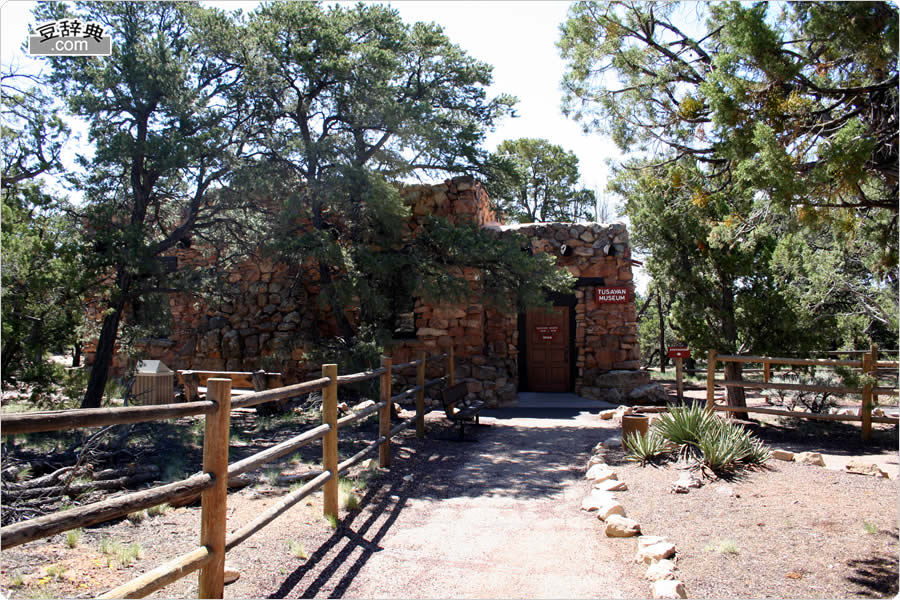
[2, 407, 897, 599]
[607, 444, 898, 599]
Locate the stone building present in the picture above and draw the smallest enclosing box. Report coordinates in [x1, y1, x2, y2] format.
[90, 176, 648, 407]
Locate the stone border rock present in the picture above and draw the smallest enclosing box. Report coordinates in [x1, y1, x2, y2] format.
[772, 447, 892, 479]
[580, 412, 688, 598]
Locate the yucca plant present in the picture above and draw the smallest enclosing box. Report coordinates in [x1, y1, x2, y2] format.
[645, 404, 771, 475]
[624, 431, 672, 466]
[696, 419, 771, 474]
[652, 403, 717, 460]
[743, 435, 772, 466]
[696, 420, 750, 473]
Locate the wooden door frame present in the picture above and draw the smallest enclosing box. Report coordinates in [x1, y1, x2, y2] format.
[518, 292, 577, 393]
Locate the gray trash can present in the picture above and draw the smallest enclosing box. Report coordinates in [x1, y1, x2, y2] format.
[134, 360, 175, 405]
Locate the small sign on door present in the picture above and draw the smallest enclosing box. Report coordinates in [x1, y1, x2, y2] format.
[535, 326, 559, 341]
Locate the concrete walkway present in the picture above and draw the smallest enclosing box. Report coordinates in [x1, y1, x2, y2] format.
[514, 391, 619, 410]
[332, 404, 644, 599]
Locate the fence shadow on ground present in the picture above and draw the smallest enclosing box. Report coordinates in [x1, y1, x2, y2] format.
[270, 475, 415, 598]
[845, 528, 900, 598]
[271, 413, 610, 597]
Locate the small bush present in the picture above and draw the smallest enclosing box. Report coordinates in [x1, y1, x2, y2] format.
[624, 431, 671, 465]
[695, 421, 752, 473]
[630, 404, 771, 476]
[706, 539, 739, 554]
[325, 513, 339, 529]
[100, 538, 142, 567]
[766, 372, 841, 414]
[339, 478, 361, 511]
[45, 564, 67, 580]
[262, 469, 282, 486]
[65, 528, 83, 548]
[653, 403, 717, 459]
[126, 511, 146, 524]
[288, 540, 308, 559]
[864, 521, 878, 534]
[147, 503, 169, 517]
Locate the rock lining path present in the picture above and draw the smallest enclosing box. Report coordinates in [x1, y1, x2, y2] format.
[332, 409, 646, 599]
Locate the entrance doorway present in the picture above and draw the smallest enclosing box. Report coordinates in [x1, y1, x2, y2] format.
[524, 306, 572, 392]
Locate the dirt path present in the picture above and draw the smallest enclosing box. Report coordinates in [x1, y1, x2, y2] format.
[256, 410, 645, 599]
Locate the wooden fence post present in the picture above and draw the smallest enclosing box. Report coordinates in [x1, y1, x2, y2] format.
[861, 350, 874, 441]
[449, 345, 455, 386]
[763, 359, 771, 384]
[871, 343, 879, 413]
[322, 364, 339, 519]
[379, 356, 392, 468]
[416, 351, 426, 438]
[198, 378, 231, 600]
[706, 350, 717, 411]
[675, 356, 684, 403]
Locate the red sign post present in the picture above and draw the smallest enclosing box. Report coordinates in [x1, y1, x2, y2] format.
[667, 346, 690, 359]
[666, 346, 690, 401]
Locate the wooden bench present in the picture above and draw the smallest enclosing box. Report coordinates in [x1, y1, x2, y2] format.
[176, 370, 284, 413]
[441, 382, 486, 440]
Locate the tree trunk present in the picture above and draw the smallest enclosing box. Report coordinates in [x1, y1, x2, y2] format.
[657, 292, 666, 372]
[72, 343, 81, 368]
[26, 317, 43, 366]
[723, 361, 748, 419]
[1, 340, 20, 381]
[310, 200, 355, 342]
[719, 280, 748, 419]
[81, 302, 125, 409]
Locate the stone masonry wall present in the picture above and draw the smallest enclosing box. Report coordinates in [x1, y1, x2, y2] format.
[88, 176, 644, 406]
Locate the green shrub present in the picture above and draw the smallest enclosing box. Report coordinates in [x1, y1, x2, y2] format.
[634, 404, 771, 476]
[65, 528, 83, 548]
[147, 503, 169, 517]
[653, 403, 717, 459]
[288, 540, 308, 559]
[339, 478, 361, 511]
[695, 420, 751, 473]
[126, 511, 146, 524]
[624, 431, 671, 465]
[100, 538, 142, 567]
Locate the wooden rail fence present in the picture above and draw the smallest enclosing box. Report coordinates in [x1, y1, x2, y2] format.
[705, 344, 899, 440]
[0, 348, 457, 598]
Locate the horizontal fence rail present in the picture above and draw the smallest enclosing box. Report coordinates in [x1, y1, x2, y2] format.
[1, 473, 215, 549]
[98, 546, 213, 600]
[1, 401, 217, 435]
[706, 345, 899, 441]
[231, 377, 331, 410]
[0, 347, 456, 599]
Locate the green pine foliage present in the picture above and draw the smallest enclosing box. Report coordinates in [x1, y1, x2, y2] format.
[484, 138, 597, 223]
[1, 73, 87, 387]
[558, 1, 898, 360]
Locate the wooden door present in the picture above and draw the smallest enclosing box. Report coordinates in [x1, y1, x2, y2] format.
[526, 306, 570, 392]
